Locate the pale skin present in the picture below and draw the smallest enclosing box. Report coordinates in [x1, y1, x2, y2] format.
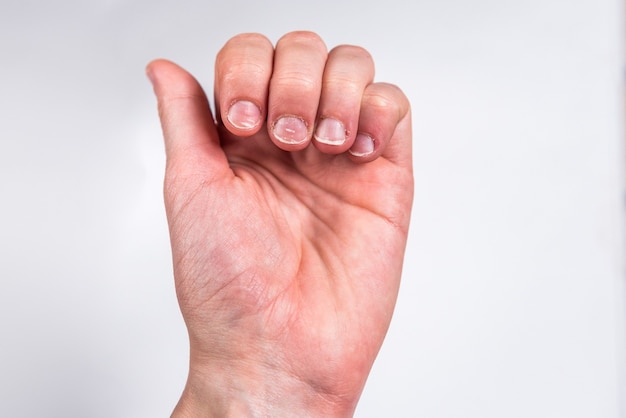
[147, 31, 413, 417]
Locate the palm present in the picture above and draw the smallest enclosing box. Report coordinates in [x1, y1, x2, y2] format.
[166, 124, 412, 395]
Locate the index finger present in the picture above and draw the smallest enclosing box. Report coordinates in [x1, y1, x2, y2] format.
[214, 33, 274, 136]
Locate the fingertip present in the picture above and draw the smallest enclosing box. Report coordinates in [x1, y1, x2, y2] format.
[145, 59, 193, 95]
[145, 59, 172, 90]
[144, 58, 228, 177]
[145, 61, 156, 87]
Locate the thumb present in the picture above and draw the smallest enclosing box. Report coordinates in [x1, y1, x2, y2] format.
[146, 59, 230, 182]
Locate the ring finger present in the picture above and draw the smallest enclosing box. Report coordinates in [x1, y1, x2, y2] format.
[314, 45, 375, 154]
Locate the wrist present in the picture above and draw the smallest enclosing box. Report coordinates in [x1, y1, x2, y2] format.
[171, 356, 358, 418]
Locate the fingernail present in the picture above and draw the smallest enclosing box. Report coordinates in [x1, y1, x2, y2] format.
[314, 118, 347, 146]
[273, 116, 308, 144]
[349, 133, 375, 157]
[227, 100, 262, 130]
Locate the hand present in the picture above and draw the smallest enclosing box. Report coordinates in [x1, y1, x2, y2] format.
[147, 31, 413, 417]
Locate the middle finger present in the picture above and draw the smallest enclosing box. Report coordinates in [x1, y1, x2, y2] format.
[268, 31, 328, 150]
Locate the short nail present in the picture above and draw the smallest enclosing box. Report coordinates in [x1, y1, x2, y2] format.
[273, 116, 308, 144]
[314, 118, 346, 146]
[227, 100, 262, 130]
[349, 133, 375, 157]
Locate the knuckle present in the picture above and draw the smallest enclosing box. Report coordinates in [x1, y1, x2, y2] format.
[273, 73, 320, 94]
[332, 44, 373, 63]
[364, 91, 395, 110]
[216, 33, 273, 87]
[364, 83, 409, 117]
[216, 33, 272, 67]
[277, 31, 327, 55]
[325, 45, 375, 85]
[324, 78, 362, 96]
[223, 32, 271, 50]
[221, 61, 267, 84]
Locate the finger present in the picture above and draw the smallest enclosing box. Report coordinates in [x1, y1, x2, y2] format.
[348, 82, 412, 166]
[146, 59, 230, 181]
[313, 45, 375, 154]
[215, 33, 274, 137]
[268, 31, 328, 151]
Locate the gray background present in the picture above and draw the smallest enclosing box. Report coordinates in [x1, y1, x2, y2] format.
[1, 0, 624, 416]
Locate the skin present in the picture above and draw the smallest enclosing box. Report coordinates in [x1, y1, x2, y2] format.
[147, 31, 413, 417]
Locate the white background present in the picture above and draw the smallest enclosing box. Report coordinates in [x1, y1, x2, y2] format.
[0, 0, 624, 417]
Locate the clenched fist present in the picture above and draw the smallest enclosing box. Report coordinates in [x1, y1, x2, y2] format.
[147, 31, 413, 417]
